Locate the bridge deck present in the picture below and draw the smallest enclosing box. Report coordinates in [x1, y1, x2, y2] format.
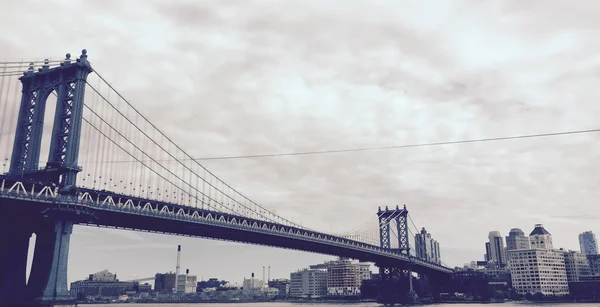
[0, 176, 452, 274]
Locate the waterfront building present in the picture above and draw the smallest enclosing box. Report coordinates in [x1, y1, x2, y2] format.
[185, 275, 197, 293]
[447, 269, 489, 299]
[242, 277, 264, 295]
[70, 271, 137, 300]
[587, 254, 600, 276]
[309, 262, 329, 270]
[579, 231, 598, 255]
[154, 272, 176, 293]
[326, 258, 371, 297]
[88, 269, 117, 282]
[558, 249, 591, 282]
[487, 231, 507, 267]
[176, 275, 186, 293]
[507, 224, 568, 295]
[505, 228, 530, 251]
[414, 227, 441, 264]
[268, 278, 290, 296]
[139, 283, 151, 293]
[508, 249, 569, 295]
[289, 267, 327, 298]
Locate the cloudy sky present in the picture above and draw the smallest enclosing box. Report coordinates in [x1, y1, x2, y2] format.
[2, 0, 600, 285]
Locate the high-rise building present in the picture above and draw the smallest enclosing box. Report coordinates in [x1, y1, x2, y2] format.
[558, 250, 591, 282]
[508, 249, 569, 295]
[326, 258, 371, 297]
[529, 224, 553, 249]
[579, 231, 598, 255]
[586, 254, 600, 276]
[506, 228, 531, 251]
[414, 227, 441, 264]
[289, 268, 327, 298]
[507, 225, 569, 295]
[487, 231, 507, 267]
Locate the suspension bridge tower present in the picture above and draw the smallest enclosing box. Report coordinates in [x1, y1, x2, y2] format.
[376, 205, 418, 304]
[1, 50, 92, 307]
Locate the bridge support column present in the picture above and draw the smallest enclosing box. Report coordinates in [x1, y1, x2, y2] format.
[377, 265, 417, 304]
[429, 273, 450, 303]
[26, 219, 76, 307]
[0, 223, 31, 307]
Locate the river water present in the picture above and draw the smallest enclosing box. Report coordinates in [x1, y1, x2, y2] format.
[81, 302, 591, 307]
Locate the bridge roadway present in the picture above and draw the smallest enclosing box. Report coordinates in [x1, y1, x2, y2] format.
[0, 175, 452, 275]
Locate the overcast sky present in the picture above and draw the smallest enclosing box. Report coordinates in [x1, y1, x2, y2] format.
[2, 0, 600, 285]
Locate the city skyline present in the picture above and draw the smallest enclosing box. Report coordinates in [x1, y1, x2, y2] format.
[3, 0, 600, 285]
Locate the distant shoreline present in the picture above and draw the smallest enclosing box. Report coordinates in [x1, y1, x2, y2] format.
[79, 298, 378, 305]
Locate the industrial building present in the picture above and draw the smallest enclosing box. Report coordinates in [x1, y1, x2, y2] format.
[242, 273, 264, 295]
[154, 272, 176, 293]
[70, 270, 138, 300]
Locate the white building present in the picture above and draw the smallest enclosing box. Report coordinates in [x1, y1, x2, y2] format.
[529, 224, 553, 249]
[326, 258, 371, 297]
[242, 278, 264, 295]
[507, 224, 569, 296]
[508, 249, 569, 295]
[89, 270, 117, 282]
[289, 268, 327, 298]
[185, 275, 197, 293]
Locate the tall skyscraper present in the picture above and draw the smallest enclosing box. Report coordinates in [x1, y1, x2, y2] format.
[529, 224, 553, 249]
[487, 231, 506, 267]
[506, 228, 530, 251]
[414, 227, 441, 264]
[579, 231, 598, 255]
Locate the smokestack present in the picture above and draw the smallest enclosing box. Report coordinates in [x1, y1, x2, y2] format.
[176, 245, 181, 276]
[268, 266, 271, 282]
[262, 266, 265, 284]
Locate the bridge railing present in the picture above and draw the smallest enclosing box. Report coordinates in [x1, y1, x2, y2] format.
[0, 177, 452, 273]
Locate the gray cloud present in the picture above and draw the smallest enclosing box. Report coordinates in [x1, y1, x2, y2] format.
[3, 0, 600, 283]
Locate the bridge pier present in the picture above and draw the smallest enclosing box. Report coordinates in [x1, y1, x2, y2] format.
[0, 222, 31, 307]
[25, 218, 76, 307]
[376, 265, 417, 304]
[428, 273, 450, 303]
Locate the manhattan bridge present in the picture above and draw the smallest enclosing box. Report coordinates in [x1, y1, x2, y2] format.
[0, 50, 453, 306]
